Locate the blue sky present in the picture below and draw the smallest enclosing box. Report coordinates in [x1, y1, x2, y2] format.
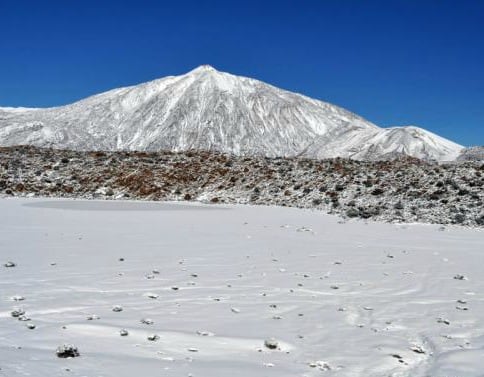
[0, 0, 482, 146]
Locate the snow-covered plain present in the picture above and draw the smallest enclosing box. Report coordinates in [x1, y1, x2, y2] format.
[1, 198, 483, 377]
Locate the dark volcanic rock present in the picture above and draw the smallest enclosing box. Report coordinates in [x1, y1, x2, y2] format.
[0, 146, 483, 227]
[56, 344, 80, 358]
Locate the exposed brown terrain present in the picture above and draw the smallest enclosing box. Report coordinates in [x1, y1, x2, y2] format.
[1, 146, 483, 226]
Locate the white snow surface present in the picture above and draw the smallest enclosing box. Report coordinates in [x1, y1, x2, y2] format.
[1, 198, 483, 376]
[0, 65, 463, 161]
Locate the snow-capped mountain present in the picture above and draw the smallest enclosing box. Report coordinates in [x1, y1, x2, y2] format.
[0, 65, 463, 161]
[456, 146, 484, 161]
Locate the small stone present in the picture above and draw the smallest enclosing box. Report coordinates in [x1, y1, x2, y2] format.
[147, 334, 159, 341]
[453, 274, 467, 280]
[11, 295, 25, 301]
[4, 261, 16, 268]
[140, 318, 154, 325]
[196, 330, 214, 337]
[87, 314, 100, 320]
[231, 307, 240, 313]
[17, 315, 31, 321]
[56, 344, 80, 358]
[437, 317, 451, 325]
[26, 323, 36, 330]
[410, 345, 426, 354]
[112, 305, 123, 312]
[308, 361, 331, 370]
[11, 309, 25, 318]
[187, 348, 199, 352]
[119, 329, 129, 336]
[264, 338, 279, 350]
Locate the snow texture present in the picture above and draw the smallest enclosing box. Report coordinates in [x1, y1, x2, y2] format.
[1, 198, 483, 376]
[0, 65, 463, 161]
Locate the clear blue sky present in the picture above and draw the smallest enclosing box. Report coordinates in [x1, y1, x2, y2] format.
[1, 0, 482, 146]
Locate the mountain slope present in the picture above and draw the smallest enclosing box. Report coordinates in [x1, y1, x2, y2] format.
[456, 146, 484, 161]
[0, 65, 463, 160]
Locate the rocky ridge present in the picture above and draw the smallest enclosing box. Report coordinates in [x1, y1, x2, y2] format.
[1, 146, 483, 226]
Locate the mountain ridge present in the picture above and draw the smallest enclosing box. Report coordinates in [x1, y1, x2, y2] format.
[0, 65, 464, 161]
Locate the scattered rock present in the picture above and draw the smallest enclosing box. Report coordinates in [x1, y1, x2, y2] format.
[196, 330, 214, 337]
[410, 345, 426, 354]
[264, 338, 279, 350]
[308, 361, 332, 371]
[56, 344, 80, 358]
[11, 309, 25, 318]
[437, 317, 451, 325]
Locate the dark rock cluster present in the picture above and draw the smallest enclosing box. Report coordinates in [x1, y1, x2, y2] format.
[56, 344, 80, 358]
[1, 146, 483, 226]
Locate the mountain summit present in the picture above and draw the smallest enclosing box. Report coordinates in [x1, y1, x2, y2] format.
[0, 66, 463, 161]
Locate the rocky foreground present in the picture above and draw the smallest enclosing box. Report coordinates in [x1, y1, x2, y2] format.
[1, 146, 483, 226]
